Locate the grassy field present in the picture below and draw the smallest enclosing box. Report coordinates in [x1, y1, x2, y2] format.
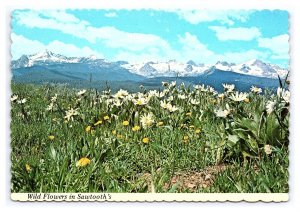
[10, 82, 289, 193]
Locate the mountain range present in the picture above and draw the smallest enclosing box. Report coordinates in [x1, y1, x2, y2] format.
[11, 50, 289, 92]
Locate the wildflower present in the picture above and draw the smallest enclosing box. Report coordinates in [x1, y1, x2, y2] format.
[160, 100, 169, 109]
[142, 137, 149, 144]
[214, 108, 230, 118]
[266, 100, 276, 114]
[25, 164, 31, 173]
[218, 93, 225, 99]
[222, 84, 235, 93]
[195, 128, 201, 134]
[11, 95, 18, 102]
[103, 115, 110, 120]
[51, 94, 58, 102]
[117, 134, 124, 139]
[277, 88, 290, 103]
[250, 86, 262, 94]
[244, 98, 250, 103]
[183, 135, 189, 143]
[122, 120, 129, 126]
[189, 125, 195, 128]
[48, 135, 55, 140]
[132, 125, 141, 132]
[167, 104, 179, 112]
[76, 157, 91, 167]
[113, 100, 123, 107]
[85, 126, 91, 132]
[186, 112, 192, 116]
[132, 97, 148, 106]
[178, 94, 186, 100]
[114, 89, 129, 99]
[17, 98, 27, 104]
[64, 108, 79, 121]
[77, 89, 86, 96]
[157, 121, 164, 127]
[140, 113, 155, 128]
[264, 144, 272, 155]
[112, 130, 117, 135]
[46, 102, 54, 111]
[170, 81, 177, 87]
[229, 92, 248, 102]
[190, 99, 200, 105]
[94, 120, 103, 126]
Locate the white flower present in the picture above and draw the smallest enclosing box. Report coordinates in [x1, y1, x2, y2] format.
[167, 104, 179, 112]
[266, 100, 276, 114]
[167, 96, 174, 102]
[214, 108, 230, 118]
[178, 94, 186, 100]
[17, 98, 27, 104]
[11, 95, 18, 102]
[160, 100, 169, 109]
[218, 93, 225, 99]
[77, 89, 86, 96]
[214, 104, 231, 118]
[113, 99, 123, 107]
[114, 89, 129, 99]
[46, 102, 54, 111]
[250, 86, 262, 94]
[51, 94, 58, 102]
[140, 113, 155, 128]
[282, 90, 290, 103]
[64, 108, 79, 121]
[207, 86, 216, 93]
[194, 84, 206, 92]
[222, 84, 235, 93]
[132, 97, 148, 106]
[170, 81, 177, 87]
[277, 88, 290, 103]
[229, 92, 248, 102]
[264, 144, 272, 155]
[190, 99, 200, 105]
[148, 90, 159, 98]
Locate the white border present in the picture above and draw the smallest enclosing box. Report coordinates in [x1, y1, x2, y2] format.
[1, 0, 300, 211]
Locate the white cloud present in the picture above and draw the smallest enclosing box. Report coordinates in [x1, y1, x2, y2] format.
[258, 34, 289, 59]
[11, 33, 45, 59]
[11, 33, 102, 59]
[104, 12, 118, 18]
[176, 10, 252, 25]
[209, 26, 261, 41]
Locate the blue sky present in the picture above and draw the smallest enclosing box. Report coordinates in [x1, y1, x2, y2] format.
[11, 9, 289, 67]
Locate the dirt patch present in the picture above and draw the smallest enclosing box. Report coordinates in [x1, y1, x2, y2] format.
[163, 164, 229, 192]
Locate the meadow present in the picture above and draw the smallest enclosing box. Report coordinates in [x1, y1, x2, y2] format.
[10, 81, 289, 193]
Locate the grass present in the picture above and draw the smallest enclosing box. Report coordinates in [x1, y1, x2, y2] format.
[10, 82, 289, 193]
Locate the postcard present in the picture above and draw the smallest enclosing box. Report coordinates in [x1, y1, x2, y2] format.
[10, 9, 289, 202]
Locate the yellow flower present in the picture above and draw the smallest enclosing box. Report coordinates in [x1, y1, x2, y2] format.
[112, 130, 117, 135]
[157, 121, 164, 127]
[186, 112, 192, 116]
[76, 157, 91, 167]
[25, 164, 31, 173]
[244, 98, 250, 103]
[123, 120, 129, 126]
[142, 137, 149, 144]
[189, 125, 195, 128]
[195, 128, 201, 134]
[48, 135, 55, 140]
[85, 125, 91, 132]
[94, 120, 103, 126]
[132, 125, 141, 132]
[117, 134, 124, 139]
[183, 135, 189, 143]
[104, 115, 110, 120]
